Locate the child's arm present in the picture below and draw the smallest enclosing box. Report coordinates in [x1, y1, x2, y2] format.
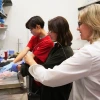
[13, 47, 30, 63]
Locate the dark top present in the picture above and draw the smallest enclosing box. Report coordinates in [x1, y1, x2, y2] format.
[41, 43, 74, 100]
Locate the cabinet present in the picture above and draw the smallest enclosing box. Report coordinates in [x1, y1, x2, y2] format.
[0, 0, 12, 30]
[0, 0, 12, 40]
[0, 0, 12, 18]
[3, 0, 12, 6]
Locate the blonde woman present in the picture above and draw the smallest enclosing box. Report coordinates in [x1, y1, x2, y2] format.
[24, 4, 100, 100]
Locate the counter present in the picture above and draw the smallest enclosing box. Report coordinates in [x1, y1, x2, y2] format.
[0, 71, 27, 100]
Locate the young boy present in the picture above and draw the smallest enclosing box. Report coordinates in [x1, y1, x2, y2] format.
[0, 16, 54, 72]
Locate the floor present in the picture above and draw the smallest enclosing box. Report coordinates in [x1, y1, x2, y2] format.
[0, 93, 40, 100]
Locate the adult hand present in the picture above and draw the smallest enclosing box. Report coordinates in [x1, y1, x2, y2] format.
[0, 62, 14, 73]
[24, 53, 37, 66]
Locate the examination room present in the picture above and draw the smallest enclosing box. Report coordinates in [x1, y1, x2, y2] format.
[0, 0, 100, 100]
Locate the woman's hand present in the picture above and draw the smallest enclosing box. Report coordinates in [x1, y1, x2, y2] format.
[24, 53, 37, 66]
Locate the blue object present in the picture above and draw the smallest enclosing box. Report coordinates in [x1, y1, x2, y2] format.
[0, 18, 4, 23]
[0, 57, 3, 62]
[0, 0, 5, 24]
[11, 60, 25, 72]
[0, 0, 3, 10]
[9, 50, 14, 56]
[21, 59, 25, 64]
[0, 62, 14, 73]
[11, 63, 18, 72]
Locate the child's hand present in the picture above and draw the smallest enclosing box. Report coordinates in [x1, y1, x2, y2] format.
[0, 62, 14, 73]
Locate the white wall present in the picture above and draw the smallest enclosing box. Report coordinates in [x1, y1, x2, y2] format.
[78, 0, 100, 8]
[0, 0, 87, 52]
[77, 0, 86, 7]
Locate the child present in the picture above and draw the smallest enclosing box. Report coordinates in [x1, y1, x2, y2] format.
[0, 16, 54, 72]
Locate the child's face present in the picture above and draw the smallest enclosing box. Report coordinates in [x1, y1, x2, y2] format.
[30, 25, 41, 36]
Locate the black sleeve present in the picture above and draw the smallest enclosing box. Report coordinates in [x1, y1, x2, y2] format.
[20, 63, 30, 77]
[42, 48, 69, 69]
[41, 46, 73, 100]
[42, 46, 73, 69]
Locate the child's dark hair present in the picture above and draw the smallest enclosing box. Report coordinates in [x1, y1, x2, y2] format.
[26, 16, 44, 29]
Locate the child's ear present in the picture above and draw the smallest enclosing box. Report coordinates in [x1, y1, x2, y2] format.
[36, 25, 41, 29]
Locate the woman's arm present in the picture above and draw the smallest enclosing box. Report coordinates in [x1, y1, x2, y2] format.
[24, 47, 92, 87]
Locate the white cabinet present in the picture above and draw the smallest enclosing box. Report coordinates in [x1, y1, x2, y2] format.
[0, 0, 12, 18]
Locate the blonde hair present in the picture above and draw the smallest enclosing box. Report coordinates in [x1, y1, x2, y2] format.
[78, 4, 100, 43]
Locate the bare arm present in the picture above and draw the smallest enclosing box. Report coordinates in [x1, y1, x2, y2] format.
[24, 47, 92, 87]
[13, 47, 30, 63]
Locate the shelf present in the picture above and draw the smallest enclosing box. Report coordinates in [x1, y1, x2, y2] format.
[0, 25, 7, 29]
[78, 0, 100, 10]
[0, 11, 7, 18]
[0, 27, 7, 29]
[0, 0, 12, 18]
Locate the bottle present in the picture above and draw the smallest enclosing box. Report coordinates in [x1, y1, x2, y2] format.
[4, 51, 8, 60]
